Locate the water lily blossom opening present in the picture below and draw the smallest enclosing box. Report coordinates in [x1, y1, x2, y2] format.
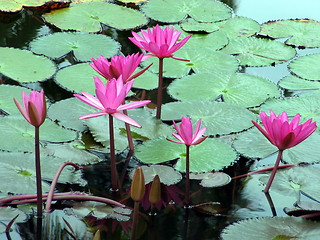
[252, 110, 317, 193]
[14, 90, 47, 127]
[90, 53, 151, 83]
[74, 76, 150, 128]
[167, 117, 207, 205]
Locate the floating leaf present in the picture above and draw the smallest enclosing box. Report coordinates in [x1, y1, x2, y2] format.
[0, 85, 31, 115]
[168, 72, 280, 107]
[0, 47, 56, 82]
[30, 32, 120, 61]
[221, 37, 296, 66]
[142, 0, 232, 23]
[135, 138, 238, 173]
[221, 217, 320, 240]
[260, 19, 320, 48]
[288, 53, 320, 80]
[0, 0, 68, 12]
[161, 101, 256, 135]
[44, 2, 148, 32]
[185, 31, 229, 51]
[132, 68, 158, 90]
[190, 172, 231, 188]
[129, 165, 182, 186]
[0, 116, 77, 152]
[180, 18, 220, 33]
[0, 207, 27, 233]
[279, 75, 320, 90]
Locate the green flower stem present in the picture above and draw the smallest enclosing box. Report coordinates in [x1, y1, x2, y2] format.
[185, 145, 190, 206]
[45, 162, 83, 213]
[130, 201, 140, 240]
[34, 126, 43, 218]
[123, 109, 134, 153]
[109, 115, 119, 191]
[156, 58, 164, 119]
[263, 150, 283, 193]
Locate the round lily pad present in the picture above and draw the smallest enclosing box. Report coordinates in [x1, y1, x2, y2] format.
[190, 172, 231, 188]
[161, 101, 257, 135]
[288, 53, 320, 80]
[0, 47, 56, 82]
[44, 2, 148, 32]
[279, 75, 320, 90]
[29, 32, 120, 61]
[180, 18, 220, 33]
[260, 19, 320, 48]
[221, 37, 296, 66]
[135, 137, 238, 173]
[0, 0, 48, 12]
[142, 0, 232, 23]
[168, 72, 280, 107]
[0, 85, 31, 115]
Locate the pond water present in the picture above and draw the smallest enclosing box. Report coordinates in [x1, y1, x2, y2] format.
[1, 0, 320, 240]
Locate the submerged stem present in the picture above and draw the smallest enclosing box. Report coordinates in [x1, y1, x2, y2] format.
[156, 58, 164, 119]
[109, 115, 119, 191]
[263, 150, 283, 193]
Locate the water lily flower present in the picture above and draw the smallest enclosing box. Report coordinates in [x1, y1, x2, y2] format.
[167, 117, 208, 146]
[74, 76, 150, 128]
[129, 25, 192, 61]
[252, 110, 317, 150]
[90, 53, 150, 83]
[14, 90, 47, 127]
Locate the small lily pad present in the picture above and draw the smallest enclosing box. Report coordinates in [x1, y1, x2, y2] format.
[288, 53, 320, 80]
[0, 47, 56, 82]
[161, 101, 256, 135]
[29, 32, 120, 62]
[0, 0, 67, 12]
[142, 0, 232, 23]
[135, 137, 238, 173]
[180, 18, 220, 33]
[221, 37, 296, 66]
[44, 2, 148, 32]
[279, 75, 320, 90]
[129, 165, 182, 186]
[0, 85, 31, 115]
[168, 72, 280, 107]
[260, 19, 320, 48]
[190, 172, 231, 188]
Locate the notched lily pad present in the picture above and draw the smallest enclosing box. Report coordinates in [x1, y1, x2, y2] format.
[279, 75, 320, 90]
[0, 47, 56, 82]
[288, 53, 320, 81]
[30, 32, 120, 62]
[180, 18, 220, 33]
[260, 19, 320, 48]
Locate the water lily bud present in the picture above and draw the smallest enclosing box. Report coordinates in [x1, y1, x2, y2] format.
[149, 175, 161, 204]
[131, 167, 145, 202]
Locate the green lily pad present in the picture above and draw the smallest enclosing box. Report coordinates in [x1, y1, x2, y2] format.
[0, 116, 77, 152]
[260, 19, 320, 48]
[190, 172, 231, 188]
[129, 165, 182, 185]
[29, 32, 120, 62]
[54, 63, 98, 94]
[221, 37, 296, 66]
[132, 67, 159, 90]
[161, 101, 257, 135]
[44, 2, 148, 32]
[141, 0, 232, 23]
[142, 47, 239, 78]
[0, 207, 27, 233]
[168, 72, 280, 107]
[180, 18, 220, 33]
[0, 85, 31, 115]
[233, 127, 320, 164]
[288, 53, 320, 80]
[279, 75, 320, 90]
[135, 138, 238, 173]
[185, 31, 229, 51]
[0, 0, 64, 12]
[0, 47, 56, 82]
[221, 217, 320, 240]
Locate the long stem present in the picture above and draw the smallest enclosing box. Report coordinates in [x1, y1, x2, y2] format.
[34, 126, 43, 218]
[263, 150, 283, 193]
[130, 201, 140, 240]
[109, 115, 119, 191]
[185, 145, 190, 206]
[123, 109, 134, 153]
[156, 58, 164, 119]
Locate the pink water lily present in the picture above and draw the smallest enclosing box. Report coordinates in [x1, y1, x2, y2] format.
[129, 25, 192, 61]
[14, 90, 47, 127]
[252, 110, 317, 150]
[90, 53, 150, 83]
[167, 117, 208, 146]
[74, 76, 150, 128]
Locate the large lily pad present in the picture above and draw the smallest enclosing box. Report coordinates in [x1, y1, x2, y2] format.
[168, 72, 280, 107]
[161, 101, 257, 135]
[221, 217, 320, 240]
[0, 85, 31, 115]
[185, 31, 229, 51]
[0, 47, 56, 82]
[135, 138, 238, 173]
[29, 32, 120, 61]
[141, 0, 232, 23]
[260, 19, 320, 48]
[279, 75, 320, 90]
[221, 37, 296, 66]
[43, 2, 148, 32]
[288, 53, 320, 80]
[0, 116, 77, 152]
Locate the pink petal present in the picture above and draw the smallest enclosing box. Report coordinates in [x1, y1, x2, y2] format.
[111, 112, 141, 128]
[79, 112, 107, 119]
[117, 100, 151, 111]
